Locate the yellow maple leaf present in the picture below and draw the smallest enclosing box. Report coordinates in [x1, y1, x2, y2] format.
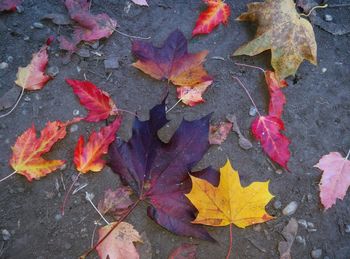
[186, 159, 274, 257]
[233, 0, 317, 79]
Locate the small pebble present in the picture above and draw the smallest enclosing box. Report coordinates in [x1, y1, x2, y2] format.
[273, 200, 282, 209]
[307, 193, 313, 202]
[47, 66, 59, 77]
[155, 249, 160, 254]
[54, 214, 62, 221]
[282, 201, 298, 216]
[253, 224, 261, 232]
[296, 235, 306, 246]
[298, 219, 308, 229]
[16, 5, 24, 13]
[90, 41, 99, 49]
[24, 96, 31, 102]
[76, 66, 81, 73]
[307, 222, 315, 228]
[311, 248, 322, 259]
[33, 22, 44, 29]
[345, 224, 350, 233]
[275, 169, 282, 175]
[324, 14, 333, 22]
[77, 48, 90, 58]
[0, 62, 8, 69]
[7, 56, 13, 63]
[73, 109, 80, 116]
[104, 56, 119, 70]
[64, 242, 72, 250]
[321, 68, 327, 73]
[249, 106, 257, 116]
[2, 229, 11, 241]
[60, 164, 67, 171]
[35, 94, 41, 101]
[70, 124, 78, 133]
[23, 35, 30, 41]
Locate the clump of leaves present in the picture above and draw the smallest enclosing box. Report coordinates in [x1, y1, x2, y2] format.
[233, 0, 317, 79]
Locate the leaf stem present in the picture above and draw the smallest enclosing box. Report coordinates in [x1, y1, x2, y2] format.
[0, 88, 24, 119]
[85, 192, 110, 225]
[61, 173, 81, 215]
[300, 4, 328, 17]
[235, 63, 265, 73]
[166, 98, 183, 113]
[80, 199, 141, 258]
[0, 171, 17, 183]
[115, 108, 139, 118]
[226, 223, 233, 259]
[231, 76, 261, 117]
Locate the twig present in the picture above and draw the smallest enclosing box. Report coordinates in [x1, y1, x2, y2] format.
[113, 28, 151, 40]
[0, 171, 17, 183]
[90, 222, 99, 248]
[61, 173, 81, 215]
[235, 63, 265, 73]
[0, 88, 24, 119]
[72, 183, 88, 195]
[85, 192, 110, 225]
[231, 75, 262, 117]
[211, 56, 225, 61]
[300, 4, 328, 17]
[166, 98, 182, 113]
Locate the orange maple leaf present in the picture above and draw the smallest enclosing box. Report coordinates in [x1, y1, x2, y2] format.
[9, 119, 80, 181]
[74, 117, 122, 174]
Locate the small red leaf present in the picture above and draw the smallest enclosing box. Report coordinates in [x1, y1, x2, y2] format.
[265, 70, 287, 118]
[168, 243, 198, 259]
[209, 122, 232, 145]
[0, 0, 22, 12]
[66, 79, 118, 122]
[251, 115, 290, 169]
[192, 0, 231, 36]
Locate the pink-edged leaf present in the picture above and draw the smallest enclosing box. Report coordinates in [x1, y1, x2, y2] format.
[314, 152, 350, 210]
[176, 80, 212, 106]
[251, 115, 290, 169]
[209, 122, 232, 145]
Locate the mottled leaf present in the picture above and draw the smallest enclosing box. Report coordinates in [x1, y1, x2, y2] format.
[209, 121, 232, 145]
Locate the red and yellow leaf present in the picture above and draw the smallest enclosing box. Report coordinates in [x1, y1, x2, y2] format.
[176, 80, 212, 106]
[66, 79, 118, 122]
[15, 42, 52, 90]
[192, 0, 231, 36]
[251, 115, 290, 169]
[74, 117, 122, 174]
[10, 119, 80, 181]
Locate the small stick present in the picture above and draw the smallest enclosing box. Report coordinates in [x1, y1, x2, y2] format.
[226, 224, 233, 259]
[235, 62, 265, 73]
[0, 88, 24, 119]
[231, 76, 262, 117]
[300, 4, 328, 17]
[111, 27, 151, 40]
[211, 56, 225, 61]
[72, 183, 88, 195]
[166, 98, 182, 113]
[0, 171, 17, 183]
[90, 222, 99, 248]
[61, 173, 81, 215]
[85, 192, 110, 225]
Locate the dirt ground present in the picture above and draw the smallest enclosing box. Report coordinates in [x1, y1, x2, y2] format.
[0, 0, 350, 258]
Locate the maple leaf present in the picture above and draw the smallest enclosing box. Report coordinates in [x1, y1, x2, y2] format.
[98, 187, 134, 219]
[265, 70, 287, 118]
[132, 30, 212, 88]
[108, 100, 217, 240]
[60, 0, 117, 53]
[252, 115, 290, 169]
[314, 151, 350, 210]
[15, 41, 52, 91]
[66, 79, 118, 122]
[192, 0, 231, 36]
[168, 243, 198, 259]
[233, 0, 317, 79]
[74, 117, 122, 174]
[131, 0, 148, 6]
[176, 80, 212, 106]
[209, 121, 232, 145]
[10, 119, 80, 181]
[96, 222, 142, 259]
[0, 0, 22, 12]
[186, 159, 274, 227]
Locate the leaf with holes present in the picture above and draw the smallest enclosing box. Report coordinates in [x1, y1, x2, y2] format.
[192, 0, 231, 36]
[66, 79, 118, 122]
[108, 100, 218, 240]
[314, 151, 350, 210]
[74, 117, 122, 174]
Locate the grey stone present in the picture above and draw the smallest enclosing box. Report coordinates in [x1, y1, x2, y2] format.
[16, 5, 24, 13]
[0, 62, 8, 69]
[73, 109, 80, 116]
[249, 106, 257, 116]
[324, 14, 333, 22]
[33, 22, 44, 29]
[298, 219, 308, 229]
[273, 200, 282, 209]
[311, 249, 322, 258]
[47, 66, 59, 77]
[104, 56, 119, 70]
[70, 124, 78, 133]
[54, 214, 62, 221]
[7, 56, 13, 63]
[282, 201, 298, 216]
[23, 35, 30, 41]
[345, 224, 350, 233]
[295, 235, 305, 245]
[2, 229, 11, 240]
[77, 48, 90, 58]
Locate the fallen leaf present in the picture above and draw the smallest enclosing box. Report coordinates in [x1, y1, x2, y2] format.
[209, 121, 232, 145]
[132, 30, 212, 88]
[60, 0, 117, 53]
[233, 0, 317, 79]
[168, 243, 197, 259]
[98, 187, 134, 219]
[251, 115, 290, 169]
[265, 70, 287, 118]
[66, 79, 118, 122]
[10, 119, 80, 181]
[278, 218, 298, 259]
[0, 0, 21, 12]
[42, 13, 72, 25]
[0, 87, 21, 111]
[96, 222, 142, 259]
[226, 114, 253, 150]
[74, 117, 122, 174]
[186, 159, 274, 227]
[15, 41, 52, 90]
[176, 80, 212, 106]
[314, 151, 350, 210]
[192, 0, 231, 36]
[108, 100, 217, 240]
[131, 0, 148, 6]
